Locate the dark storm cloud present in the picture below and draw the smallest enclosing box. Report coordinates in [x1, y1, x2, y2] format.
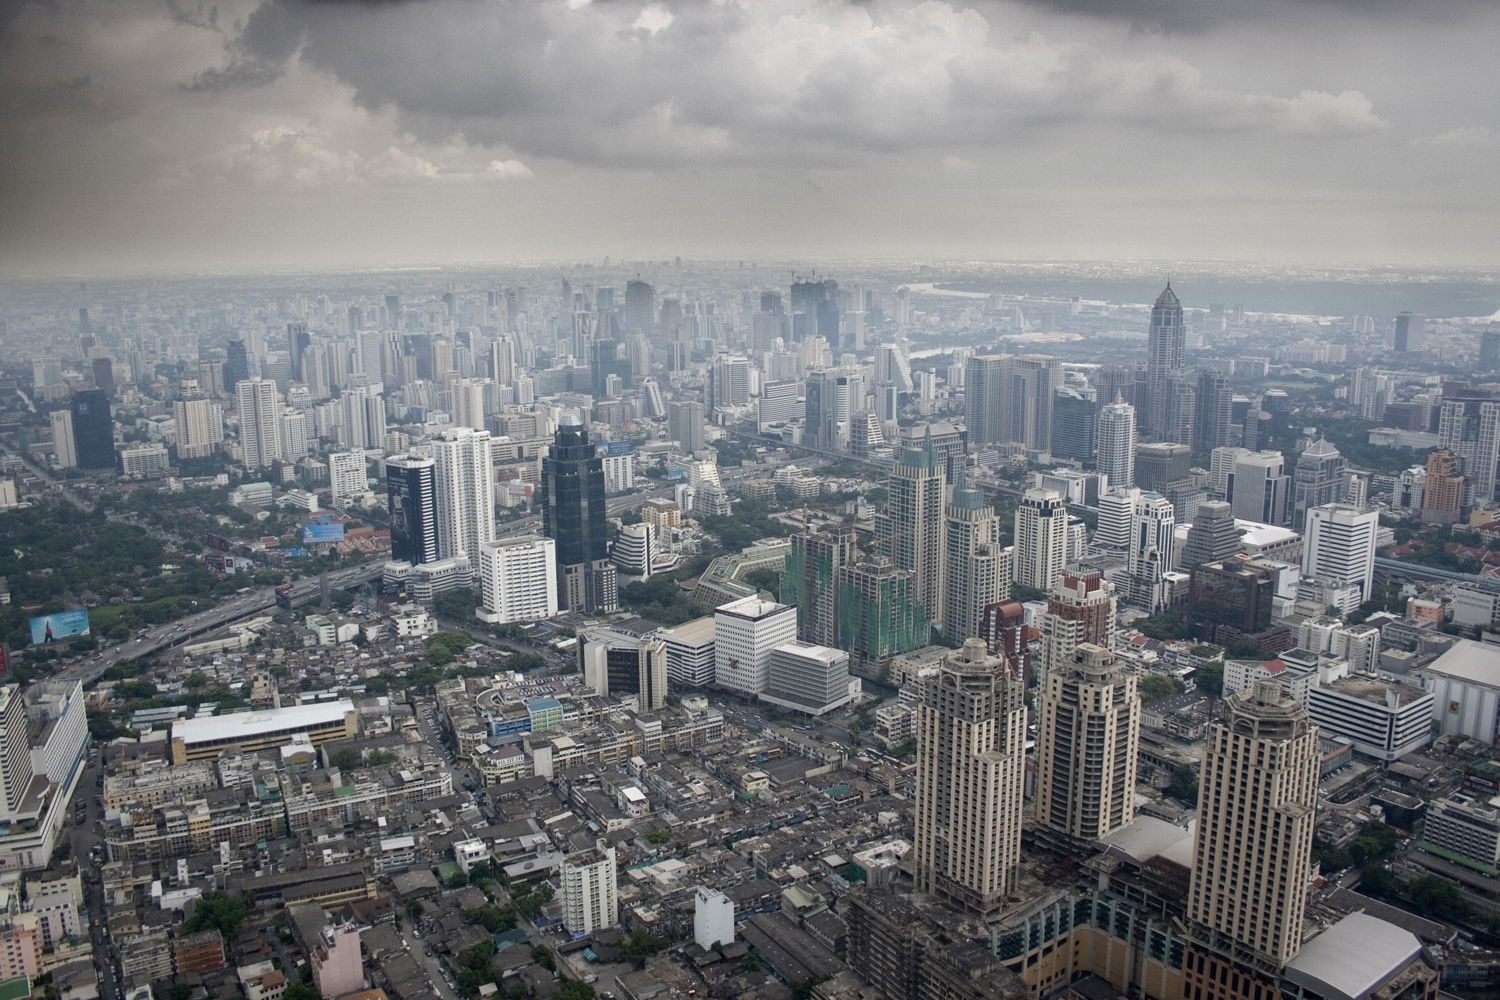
[1010, 0, 1490, 32]
[182, 58, 283, 91]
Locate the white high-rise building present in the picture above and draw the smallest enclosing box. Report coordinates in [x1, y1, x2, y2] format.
[276, 408, 309, 462]
[1095, 488, 1138, 553]
[1229, 450, 1290, 526]
[432, 427, 495, 561]
[610, 522, 656, 578]
[173, 381, 223, 460]
[328, 451, 367, 508]
[882, 437, 946, 625]
[1127, 491, 1176, 614]
[943, 471, 1003, 644]
[1014, 488, 1069, 591]
[1209, 446, 1251, 499]
[1302, 503, 1379, 603]
[49, 410, 76, 469]
[477, 536, 558, 624]
[693, 887, 735, 950]
[913, 639, 1025, 916]
[236, 377, 281, 471]
[1036, 642, 1139, 841]
[341, 386, 385, 451]
[559, 843, 618, 935]
[713, 597, 797, 696]
[1096, 397, 1137, 491]
[451, 378, 490, 431]
[490, 335, 517, 385]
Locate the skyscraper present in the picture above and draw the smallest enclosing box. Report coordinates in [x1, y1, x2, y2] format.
[942, 470, 1003, 645]
[234, 378, 279, 472]
[836, 559, 929, 682]
[1186, 681, 1318, 973]
[1291, 438, 1348, 529]
[1050, 387, 1097, 464]
[1145, 284, 1186, 440]
[1302, 503, 1379, 603]
[287, 322, 311, 384]
[913, 638, 1025, 917]
[432, 426, 496, 562]
[1229, 450, 1290, 526]
[1036, 642, 1139, 841]
[667, 400, 705, 453]
[1096, 397, 1137, 490]
[49, 410, 76, 469]
[1135, 441, 1192, 491]
[223, 336, 249, 395]
[713, 596, 797, 696]
[1013, 488, 1068, 592]
[1126, 491, 1176, 614]
[1195, 369, 1233, 454]
[1392, 311, 1425, 353]
[624, 280, 655, 338]
[541, 419, 617, 613]
[327, 451, 366, 508]
[1037, 571, 1117, 685]
[477, 536, 558, 625]
[1180, 500, 1241, 571]
[386, 454, 438, 566]
[173, 379, 223, 460]
[964, 355, 1008, 446]
[882, 435, 946, 627]
[782, 525, 856, 648]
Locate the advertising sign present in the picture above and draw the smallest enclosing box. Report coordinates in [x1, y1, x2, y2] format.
[603, 440, 635, 457]
[30, 610, 90, 645]
[302, 523, 346, 544]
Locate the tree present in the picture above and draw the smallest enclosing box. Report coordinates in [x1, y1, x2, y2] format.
[185, 890, 249, 939]
[284, 983, 320, 1000]
[622, 926, 666, 967]
[557, 982, 596, 1000]
[1134, 613, 1190, 640]
[1358, 867, 1404, 899]
[1410, 876, 1471, 922]
[1138, 675, 1180, 702]
[330, 748, 361, 772]
[1194, 660, 1224, 698]
[1167, 764, 1198, 806]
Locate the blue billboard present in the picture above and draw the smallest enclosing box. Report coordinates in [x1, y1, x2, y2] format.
[31, 610, 90, 645]
[602, 440, 635, 457]
[302, 523, 345, 544]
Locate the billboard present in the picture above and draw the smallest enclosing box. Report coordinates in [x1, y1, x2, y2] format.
[31, 610, 90, 645]
[602, 440, 635, 457]
[302, 523, 345, 544]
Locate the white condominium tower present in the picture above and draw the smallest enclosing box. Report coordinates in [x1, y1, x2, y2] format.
[477, 536, 558, 625]
[1014, 488, 1068, 592]
[1302, 503, 1379, 603]
[882, 434, 946, 627]
[942, 470, 1003, 644]
[236, 377, 280, 471]
[432, 426, 496, 561]
[1096, 397, 1137, 490]
[1036, 642, 1140, 841]
[913, 638, 1026, 917]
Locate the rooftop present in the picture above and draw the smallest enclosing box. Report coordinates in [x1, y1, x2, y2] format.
[1424, 639, 1500, 688]
[716, 596, 792, 621]
[172, 700, 354, 745]
[1283, 912, 1420, 1000]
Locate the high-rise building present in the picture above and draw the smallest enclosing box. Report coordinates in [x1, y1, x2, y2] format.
[1036, 642, 1139, 841]
[1291, 438, 1347, 529]
[1050, 387, 1097, 464]
[477, 536, 558, 625]
[234, 379, 279, 472]
[1392, 311, 1425, 353]
[836, 559, 929, 681]
[559, 844, 618, 936]
[68, 388, 114, 469]
[942, 470, 1002, 645]
[90, 356, 114, 397]
[451, 378, 490, 431]
[1096, 397, 1136, 490]
[713, 596, 797, 696]
[610, 520, 656, 577]
[1180, 500, 1241, 571]
[327, 451, 366, 508]
[276, 408, 309, 462]
[287, 322, 310, 384]
[1195, 369, 1233, 454]
[1013, 488, 1068, 592]
[49, 410, 76, 469]
[1229, 450, 1290, 526]
[1135, 441, 1192, 491]
[1483, 332, 1500, 370]
[173, 380, 223, 460]
[782, 525, 856, 648]
[964, 354, 1008, 447]
[432, 426, 496, 561]
[667, 399, 705, 453]
[1037, 571, 1117, 684]
[542, 420, 616, 613]
[386, 454, 438, 566]
[1422, 448, 1464, 525]
[1145, 284, 1186, 440]
[711, 354, 751, 409]
[223, 337, 249, 395]
[490, 335, 517, 385]
[579, 630, 667, 711]
[964, 354, 1064, 452]
[1187, 680, 1318, 972]
[1302, 503, 1379, 603]
[763, 640, 855, 716]
[1094, 488, 1138, 552]
[624, 280, 655, 338]
[1126, 491, 1176, 614]
[882, 436, 946, 626]
[913, 638, 1025, 916]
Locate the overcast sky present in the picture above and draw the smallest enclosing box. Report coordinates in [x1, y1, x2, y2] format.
[2, 0, 1497, 276]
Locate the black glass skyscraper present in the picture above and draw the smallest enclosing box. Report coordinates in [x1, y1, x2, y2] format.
[386, 454, 438, 565]
[541, 420, 616, 613]
[287, 322, 311, 383]
[1051, 388, 1097, 464]
[223, 337, 249, 396]
[70, 388, 114, 469]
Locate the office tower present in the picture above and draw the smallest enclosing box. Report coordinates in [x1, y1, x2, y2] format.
[943, 471, 1002, 645]
[790, 278, 833, 344]
[1013, 488, 1068, 592]
[1392, 311, 1425, 353]
[624, 280, 654, 338]
[1229, 450, 1290, 525]
[432, 427, 496, 561]
[1036, 642, 1139, 841]
[1037, 571, 1117, 682]
[0, 686, 34, 816]
[711, 354, 751, 410]
[490, 335, 517, 385]
[782, 525, 856, 648]
[913, 638, 1025, 916]
[836, 559, 929, 680]
[638, 377, 667, 420]
[1438, 393, 1500, 506]
[223, 337, 249, 395]
[67, 388, 113, 469]
[1189, 558, 1275, 637]
[1422, 449, 1464, 524]
[1303, 503, 1379, 602]
[559, 844, 619, 935]
[49, 410, 76, 469]
[287, 322, 310, 383]
[882, 435, 946, 626]
[1009, 356, 1063, 451]
[477, 536, 558, 625]
[386, 454, 438, 565]
[803, 369, 844, 450]
[234, 379, 279, 471]
[874, 342, 913, 392]
[713, 596, 797, 696]
[90, 356, 114, 397]
[1134, 441, 1191, 491]
[1180, 500, 1240, 571]
[1187, 680, 1318, 971]
[1126, 491, 1176, 614]
[1095, 365, 1139, 415]
[1096, 397, 1136, 490]
[1196, 369, 1232, 453]
[173, 380, 223, 460]
[1145, 283, 1186, 440]
[756, 378, 801, 430]
[762, 640, 855, 715]
[667, 399, 705, 453]
[1483, 332, 1500, 370]
[328, 451, 366, 508]
[541, 420, 616, 613]
[964, 355, 1007, 446]
[1208, 446, 1249, 499]
[1291, 438, 1347, 529]
[1350, 367, 1390, 422]
[276, 408, 309, 462]
[610, 522, 656, 577]
[1094, 488, 1137, 552]
[581, 632, 668, 711]
[590, 339, 632, 399]
[1051, 388, 1096, 464]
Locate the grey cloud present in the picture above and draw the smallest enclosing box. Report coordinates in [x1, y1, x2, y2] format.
[1009, 0, 1490, 32]
[182, 58, 283, 91]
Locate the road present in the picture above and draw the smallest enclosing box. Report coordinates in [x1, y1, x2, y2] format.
[73, 748, 122, 1000]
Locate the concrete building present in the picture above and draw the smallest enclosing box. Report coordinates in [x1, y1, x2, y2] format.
[1421, 640, 1500, 742]
[610, 522, 657, 578]
[432, 426, 496, 562]
[580, 631, 669, 712]
[1187, 680, 1319, 971]
[1421, 794, 1500, 874]
[1126, 491, 1176, 614]
[1037, 571, 1117, 686]
[913, 639, 1025, 916]
[714, 597, 797, 696]
[1307, 677, 1433, 761]
[1036, 642, 1140, 841]
[327, 450, 367, 509]
[694, 887, 735, 950]
[49, 409, 76, 469]
[1014, 488, 1069, 592]
[477, 536, 558, 625]
[169, 701, 357, 764]
[943, 470, 1004, 645]
[882, 436, 947, 627]
[236, 377, 281, 471]
[659, 615, 716, 689]
[1096, 397, 1137, 490]
[1229, 450, 1290, 526]
[1302, 504, 1379, 605]
[560, 844, 618, 935]
[762, 641, 857, 716]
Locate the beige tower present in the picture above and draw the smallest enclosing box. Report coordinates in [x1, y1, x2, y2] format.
[1036, 643, 1139, 841]
[1188, 679, 1319, 972]
[913, 638, 1025, 916]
